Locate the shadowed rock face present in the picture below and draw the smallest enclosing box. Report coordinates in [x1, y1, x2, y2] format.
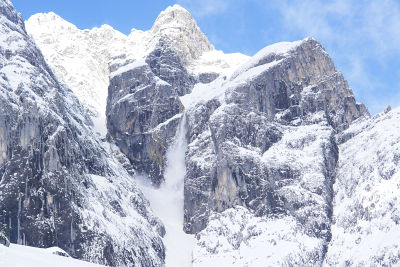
[105, 5, 214, 187]
[146, 36, 196, 97]
[0, 1, 165, 266]
[106, 54, 185, 186]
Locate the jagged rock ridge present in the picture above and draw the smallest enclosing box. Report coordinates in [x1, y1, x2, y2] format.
[104, 6, 245, 185]
[25, 4, 214, 137]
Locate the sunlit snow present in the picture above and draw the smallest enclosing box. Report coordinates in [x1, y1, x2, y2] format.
[0, 244, 104, 267]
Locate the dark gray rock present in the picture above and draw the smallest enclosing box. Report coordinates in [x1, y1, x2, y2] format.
[184, 103, 284, 233]
[106, 56, 184, 186]
[106, 35, 199, 186]
[197, 72, 219, 84]
[146, 36, 196, 96]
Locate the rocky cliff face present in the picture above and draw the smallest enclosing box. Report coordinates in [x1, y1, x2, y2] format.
[26, 5, 217, 186]
[105, 6, 216, 185]
[25, 4, 214, 138]
[193, 107, 400, 267]
[0, 1, 164, 266]
[182, 38, 367, 236]
[106, 57, 183, 185]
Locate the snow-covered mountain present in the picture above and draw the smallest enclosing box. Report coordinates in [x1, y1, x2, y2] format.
[1, 0, 399, 266]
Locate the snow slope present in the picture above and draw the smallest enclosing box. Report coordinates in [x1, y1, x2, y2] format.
[0, 244, 103, 267]
[325, 107, 400, 266]
[193, 207, 323, 267]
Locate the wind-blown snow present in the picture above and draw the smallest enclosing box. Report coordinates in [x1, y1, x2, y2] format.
[0, 244, 103, 267]
[136, 114, 195, 267]
[180, 76, 227, 108]
[25, 12, 148, 137]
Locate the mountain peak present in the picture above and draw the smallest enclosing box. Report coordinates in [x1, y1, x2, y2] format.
[165, 4, 189, 13]
[150, 4, 213, 64]
[26, 12, 78, 33]
[151, 4, 193, 31]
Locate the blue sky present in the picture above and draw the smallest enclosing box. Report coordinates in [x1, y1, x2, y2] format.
[12, 0, 400, 114]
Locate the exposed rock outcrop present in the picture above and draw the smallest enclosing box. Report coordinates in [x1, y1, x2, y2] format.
[148, 4, 214, 65]
[106, 58, 183, 185]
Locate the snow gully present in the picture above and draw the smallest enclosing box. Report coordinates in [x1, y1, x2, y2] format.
[136, 113, 195, 267]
